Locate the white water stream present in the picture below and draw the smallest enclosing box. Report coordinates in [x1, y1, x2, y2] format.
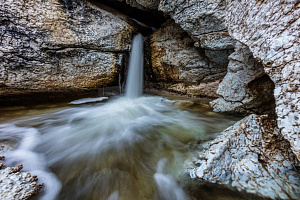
[0, 35, 239, 200]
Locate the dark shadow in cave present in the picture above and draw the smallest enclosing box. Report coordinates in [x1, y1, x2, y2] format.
[88, 0, 168, 29]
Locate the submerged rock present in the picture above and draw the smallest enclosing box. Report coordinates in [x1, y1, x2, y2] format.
[0, 0, 134, 95]
[210, 42, 275, 115]
[190, 114, 300, 199]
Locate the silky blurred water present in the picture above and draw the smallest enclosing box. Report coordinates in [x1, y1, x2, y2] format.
[0, 95, 244, 200]
[125, 34, 144, 99]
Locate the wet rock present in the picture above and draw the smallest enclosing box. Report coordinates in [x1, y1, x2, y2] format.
[173, 100, 194, 109]
[210, 42, 275, 115]
[167, 81, 221, 98]
[225, 0, 300, 160]
[0, 163, 43, 200]
[190, 114, 300, 199]
[0, 0, 134, 95]
[149, 20, 226, 97]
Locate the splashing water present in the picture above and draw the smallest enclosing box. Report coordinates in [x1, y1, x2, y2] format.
[0, 96, 238, 200]
[154, 158, 189, 200]
[0, 124, 61, 200]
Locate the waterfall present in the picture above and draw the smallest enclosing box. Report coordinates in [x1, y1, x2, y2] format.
[125, 34, 144, 98]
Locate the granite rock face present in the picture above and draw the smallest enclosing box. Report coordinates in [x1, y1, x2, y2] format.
[210, 42, 275, 115]
[0, 0, 134, 94]
[158, 0, 235, 50]
[190, 114, 300, 199]
[150, 20, 227, 97]
[225, 0, 300, 160]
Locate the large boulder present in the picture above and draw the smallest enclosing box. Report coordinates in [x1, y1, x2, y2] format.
[0, 0, 135, 96]
[190, 114, 300, 199]
[225, 0, 300, 160]
[149, 20, 227, 97]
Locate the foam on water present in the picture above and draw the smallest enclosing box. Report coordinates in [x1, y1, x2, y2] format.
[0, 124, 61, 200]
[34, 96, 208, 165]
[154, 158, 189, 200]
[0, 95, 225, 199]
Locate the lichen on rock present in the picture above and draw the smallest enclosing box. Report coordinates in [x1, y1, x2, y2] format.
[190, 114, 300, 199]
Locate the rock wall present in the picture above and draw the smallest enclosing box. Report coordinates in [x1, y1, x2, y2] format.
[149, 20, 227, 97]
[210, 42, 276, 115]
[158, 0, 235, 51]
[150, 0, 236, 97]
[190, 114, 300, 199]
[0, 0, 135, 95]
[225, 0, 300, 160]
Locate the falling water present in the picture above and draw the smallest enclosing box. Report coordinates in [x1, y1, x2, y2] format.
[125, 34, 144, 98]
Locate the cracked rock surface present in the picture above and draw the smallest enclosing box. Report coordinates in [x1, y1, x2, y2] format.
[0, 0, 134, 94]
[190, 114, 300, 199]
[225, 0, 300, 160]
